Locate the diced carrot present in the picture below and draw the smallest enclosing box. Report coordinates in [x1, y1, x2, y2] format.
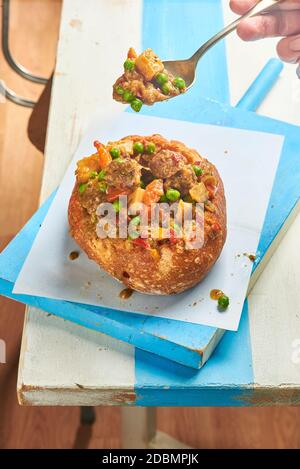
[127, 47, 137, 59]
[143, 179, 164, 205]
[76, 153, 101, 183]
[94, 140, 112, 169]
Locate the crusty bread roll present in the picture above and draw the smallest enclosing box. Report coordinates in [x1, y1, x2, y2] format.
[68, 134, 226, 295]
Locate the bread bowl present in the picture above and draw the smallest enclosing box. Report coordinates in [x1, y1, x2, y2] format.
[68, 134, 227, 295]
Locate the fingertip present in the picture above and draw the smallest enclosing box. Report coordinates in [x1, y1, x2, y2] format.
[230, 0, 258, 15]
[236, 19, 259, 41]
[229, 0, 242, 14]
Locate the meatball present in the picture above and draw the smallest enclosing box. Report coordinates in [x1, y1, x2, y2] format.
[164, 166, 197, 196]
[137, 153, 153, 167]
[149, 150, 186, 179]
[105, 159, 141, 189]
[80, 179, 105, 215]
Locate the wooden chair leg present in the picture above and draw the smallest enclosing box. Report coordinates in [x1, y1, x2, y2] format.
[121, 407, 156, 449]
[121, 407, 192, 449]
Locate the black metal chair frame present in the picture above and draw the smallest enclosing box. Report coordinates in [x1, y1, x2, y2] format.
[1, 0, 48, 107]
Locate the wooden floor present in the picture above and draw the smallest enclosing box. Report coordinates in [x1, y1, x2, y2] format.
[0, 0, 299, 449]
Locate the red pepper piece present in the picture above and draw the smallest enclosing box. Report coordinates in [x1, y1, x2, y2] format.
[132, 238, 151, 249]
[211, 222, 221, 233]
[106, 188, 131, 202]
[169, 228, 179, 244]
[206, 184, 216, 200]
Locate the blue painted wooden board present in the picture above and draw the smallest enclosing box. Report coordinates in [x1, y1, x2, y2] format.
[0, 98, 299, 370]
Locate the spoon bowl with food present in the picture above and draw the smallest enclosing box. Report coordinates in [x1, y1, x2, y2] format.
[113, 47, 188, 112]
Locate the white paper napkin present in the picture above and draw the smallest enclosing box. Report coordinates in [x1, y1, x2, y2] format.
[13, 113, 283, 331]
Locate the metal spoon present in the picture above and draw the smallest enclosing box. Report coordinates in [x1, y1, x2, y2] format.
[162, 0, 282, 90]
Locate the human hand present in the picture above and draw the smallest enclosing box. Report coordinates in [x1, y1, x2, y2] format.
[230, 1, 300, 76]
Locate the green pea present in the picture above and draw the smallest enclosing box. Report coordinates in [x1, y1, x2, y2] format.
[192, 165, 202, 177]
[218, 295, 230, 310]
[110, 147, 121, 159]
[161, 83, 171, 95]
[173, 77, 186, 90]
[173, 223, 181, 234]
[133, 142, 144, 154]
[166, 188, 180, 202]
[156, 72, 168, 85]
[129, 230, 140, 240]
[146, 142, 156, 154]
[98, 181, 108, 193]
[131, 216, 141, 226]
[159, 194, 168, 203]
[90, 171, 98, 179]
[124, 59, 135, 71]
[79, 183, 87, 194]
[131, 98, 143, 113]
[123, 90, 135, 103]
[113, 199, 121, 213]
[98, 169, 106, 181]
[115, 85, 124, 95]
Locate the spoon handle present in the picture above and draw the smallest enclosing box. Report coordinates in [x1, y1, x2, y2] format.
[190, 0, 282, 64]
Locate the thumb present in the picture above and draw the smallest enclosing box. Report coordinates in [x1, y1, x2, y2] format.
[277, 34, 300, 63]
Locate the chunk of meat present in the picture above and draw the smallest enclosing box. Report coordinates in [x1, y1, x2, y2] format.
[79, 179, 105, 214]
[105, 159, 141, 190]
[149, 150, 186, 179]
[164, 166, 197, 196]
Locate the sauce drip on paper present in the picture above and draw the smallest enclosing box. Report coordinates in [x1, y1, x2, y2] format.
[119, 288, 134, 300]
[69, 251, 79, 260]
